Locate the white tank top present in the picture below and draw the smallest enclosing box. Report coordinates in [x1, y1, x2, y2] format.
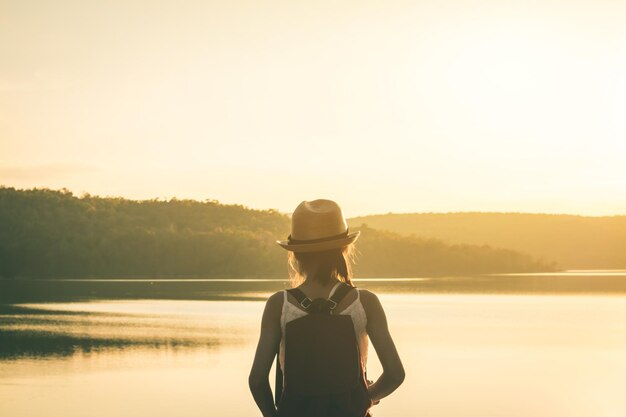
[279, 282, 369, 374]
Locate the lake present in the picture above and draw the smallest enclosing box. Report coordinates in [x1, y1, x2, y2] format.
[1, 271, 626, 417]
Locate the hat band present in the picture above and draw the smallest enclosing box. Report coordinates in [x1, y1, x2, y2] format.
[287, 230, 350, 245]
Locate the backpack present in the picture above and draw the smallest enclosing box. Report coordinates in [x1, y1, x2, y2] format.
[275, 282, 372, 417]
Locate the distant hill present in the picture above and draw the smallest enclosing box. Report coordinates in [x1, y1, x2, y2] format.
[0, 187, 555, 278]
[348, 212, 626, 269]
[350, 225, 556, 276]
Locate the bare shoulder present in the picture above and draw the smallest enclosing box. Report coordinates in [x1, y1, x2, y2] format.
[267, 290, 284, 303]
[358, 288, 380, 307]
[358, 289, 385, 321]
[263, 290, 284, 320]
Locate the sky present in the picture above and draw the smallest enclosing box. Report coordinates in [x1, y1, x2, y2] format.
[1, 0, 625, 216]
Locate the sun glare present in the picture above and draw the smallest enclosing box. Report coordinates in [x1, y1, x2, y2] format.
[1, 1, 625, 215]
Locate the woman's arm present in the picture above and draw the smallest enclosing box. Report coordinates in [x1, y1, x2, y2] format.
[361, 290, 405, 404]
[248, 291, 283, 417]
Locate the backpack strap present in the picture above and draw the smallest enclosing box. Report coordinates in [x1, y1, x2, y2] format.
[287, 282, 356, 311]
[328, 283, 355, 311]
[286, 288, 313, 308]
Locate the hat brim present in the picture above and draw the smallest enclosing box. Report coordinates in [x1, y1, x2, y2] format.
[276, 231, 360, 253]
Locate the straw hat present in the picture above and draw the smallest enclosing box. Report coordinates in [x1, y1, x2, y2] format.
[276, 199, 360, 252]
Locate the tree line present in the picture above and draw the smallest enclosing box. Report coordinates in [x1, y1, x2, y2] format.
[0, 187, 556, 278]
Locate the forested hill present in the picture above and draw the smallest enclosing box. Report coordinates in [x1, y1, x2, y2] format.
[348, 212, 626, 269]
[0, 187, 555, 278]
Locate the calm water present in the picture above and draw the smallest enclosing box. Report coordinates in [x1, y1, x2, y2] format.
[2, 272, 626, 417]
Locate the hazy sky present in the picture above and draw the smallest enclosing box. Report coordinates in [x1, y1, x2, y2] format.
[1, 0, 625, 216]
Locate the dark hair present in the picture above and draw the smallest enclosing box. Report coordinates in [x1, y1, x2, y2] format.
[287, 245, 357, 287]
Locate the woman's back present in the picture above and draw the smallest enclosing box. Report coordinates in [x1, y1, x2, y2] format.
[278, 281, 369, 379]
[276, 281, 372, 417]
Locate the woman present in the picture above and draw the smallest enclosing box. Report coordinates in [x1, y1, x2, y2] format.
[249, 199, 405, 417]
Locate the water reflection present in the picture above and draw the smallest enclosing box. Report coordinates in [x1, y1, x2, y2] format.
[0, 300, 258, 360]
[2, 273, 626, 417]
[0, 329, 207, 358]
